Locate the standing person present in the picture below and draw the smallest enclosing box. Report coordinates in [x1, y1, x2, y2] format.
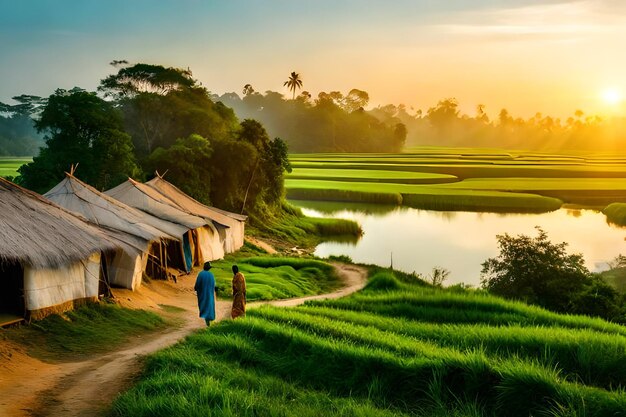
[231, 265, 246, 319]
[194, 261, 216, 326]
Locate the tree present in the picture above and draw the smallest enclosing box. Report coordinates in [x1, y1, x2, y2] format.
[429, 267, 450, 287]
[342, 89, 370, 113]
[99, 63, 196, 99]
[283, 71, 303, 100]
[242, 84, 255, 96]
[100, 63, 239, 158]
[569, 276, 622, 320]
[238, 119, 270, 151]
[146, 134, 213, 204]
[18, 88, 139, 192]
[481, 227, 590, 312]
[426, 98, 460, 135]
[476, 104, 489, 124]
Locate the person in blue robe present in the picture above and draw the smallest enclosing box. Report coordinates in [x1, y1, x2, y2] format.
[194, 261, 216, 326]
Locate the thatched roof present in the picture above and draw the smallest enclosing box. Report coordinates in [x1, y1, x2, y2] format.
[105, 178, 210, 230]
[145, 176, 247, 228]
[45, 174, 187, 242]
[0, 177, 116, 269]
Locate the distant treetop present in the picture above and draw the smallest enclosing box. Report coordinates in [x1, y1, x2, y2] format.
[99, 63, 198, 99]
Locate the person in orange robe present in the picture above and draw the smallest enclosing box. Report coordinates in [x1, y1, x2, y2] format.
[231, 264, 246, 319]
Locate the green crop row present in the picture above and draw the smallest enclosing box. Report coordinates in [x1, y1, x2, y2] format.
[110, 272, 626, 417]
[285, 179, 563, 212]
[0, 157, 31, 178]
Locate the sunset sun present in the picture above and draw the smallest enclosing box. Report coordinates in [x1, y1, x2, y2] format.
[602, 88, 623, 105]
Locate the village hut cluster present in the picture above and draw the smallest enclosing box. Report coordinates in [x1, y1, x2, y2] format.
[0, 174, 246, 323]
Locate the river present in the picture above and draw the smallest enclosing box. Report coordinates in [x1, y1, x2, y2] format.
[291, 200, 626, 287]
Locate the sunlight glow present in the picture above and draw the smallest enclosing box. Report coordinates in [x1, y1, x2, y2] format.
[602, 88, 623, 105]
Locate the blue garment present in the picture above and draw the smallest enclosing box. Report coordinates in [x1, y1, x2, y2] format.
[194, 270, 216, 321]
[183, 233, 193, 272]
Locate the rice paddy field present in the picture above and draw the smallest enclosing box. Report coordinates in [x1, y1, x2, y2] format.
[109, 271, 626, 417]
[286, 148, 626, 212]
[0, 157, 30, 178]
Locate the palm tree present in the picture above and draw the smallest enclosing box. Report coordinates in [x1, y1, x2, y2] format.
[283, 71, 303, 100]
[242, 84, 255, 96]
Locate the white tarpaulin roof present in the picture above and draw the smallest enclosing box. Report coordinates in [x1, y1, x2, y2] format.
[144, 176, 246, 252]
[105, 178, 210, 230]
[45, 174, 187, 242]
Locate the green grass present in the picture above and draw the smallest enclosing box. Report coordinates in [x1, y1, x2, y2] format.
[604, 203, 626, 226]
[110, 271, 626, 417]
[286, 178, 563, 212]
[248, 202, 362, 249]
[210, 257, 342, 301]
[286, 148, 626, 211]
[0, 157, 31, 178]
[2, 302, 166, 361]
[287, 168, 457, 184]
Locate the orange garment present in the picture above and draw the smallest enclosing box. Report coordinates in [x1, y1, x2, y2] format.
[231, 271, 246, 319]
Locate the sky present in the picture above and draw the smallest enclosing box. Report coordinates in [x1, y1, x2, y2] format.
[1, 0, 625, 118]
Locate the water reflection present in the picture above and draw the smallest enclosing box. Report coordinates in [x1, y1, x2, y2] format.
[291, 200, 626, 287]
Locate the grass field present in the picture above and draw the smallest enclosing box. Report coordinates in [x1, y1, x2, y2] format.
[0, 157, 31, 178]
[210, 256, 342, 301]
[246, 202, 363, 249]
[288, 168, 457, 184]
[109, 271, 626, 417]
[286, 178, 564, 212]
[2, 303, 166, 361]
[286, 148, 626, 211]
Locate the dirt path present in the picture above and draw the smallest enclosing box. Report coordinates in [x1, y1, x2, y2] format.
[0, 262, 367, 417]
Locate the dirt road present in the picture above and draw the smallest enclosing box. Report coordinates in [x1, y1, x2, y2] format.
[0, 262, 367, 417]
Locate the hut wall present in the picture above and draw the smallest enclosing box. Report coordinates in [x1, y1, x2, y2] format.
[23, 252, 101, 319]
[196, 226, 225, 262]
[107, 248, 146, 290]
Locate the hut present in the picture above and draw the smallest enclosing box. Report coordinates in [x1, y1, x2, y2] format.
[0, 177, 115, 321]
[105, 178, 225, 267]
[144, 175, 247, 253]
[45, 174, 191, 290]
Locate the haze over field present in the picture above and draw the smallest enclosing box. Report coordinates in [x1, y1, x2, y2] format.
[2, 0, 626, 118]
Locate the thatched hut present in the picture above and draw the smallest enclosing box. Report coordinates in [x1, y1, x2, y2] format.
[106, 178, 225, 266]
[0, 177, 115, 321]
[45, 174, 191, 290]
[144, 175, 247, 253]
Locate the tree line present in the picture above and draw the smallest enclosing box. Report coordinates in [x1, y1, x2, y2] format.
[4, 63, 291, 218]
[0, 96, 44, 156]
[372, 98, 626, 152]
[218, 86, 407, 153]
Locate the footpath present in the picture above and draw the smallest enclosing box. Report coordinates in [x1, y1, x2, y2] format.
[0, 262, 368, 417]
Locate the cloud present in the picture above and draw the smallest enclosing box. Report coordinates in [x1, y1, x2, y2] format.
[433, 1, 626, 43]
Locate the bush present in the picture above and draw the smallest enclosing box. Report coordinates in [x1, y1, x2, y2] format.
[481, 227, 625, 320]
[364, 272, 403, 292]
[481, 227, 589, 312]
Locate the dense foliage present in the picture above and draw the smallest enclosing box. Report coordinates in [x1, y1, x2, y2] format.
[481, 227, 624, 321]
[12, 63, 291, 215]
[218, 88, 406, 152]
[17, 88, 140, 193]
[110, 274, 626, 417]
